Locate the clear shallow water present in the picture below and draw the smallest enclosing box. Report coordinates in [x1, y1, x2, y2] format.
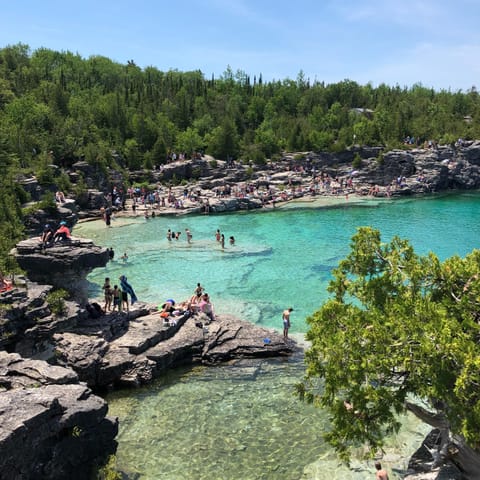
[75, 192, 480, 480]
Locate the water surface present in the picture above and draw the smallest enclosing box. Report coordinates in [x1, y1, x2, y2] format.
[76, 192, 480, 479]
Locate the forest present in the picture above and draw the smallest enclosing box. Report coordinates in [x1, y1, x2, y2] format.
[0, 41, 479, 269]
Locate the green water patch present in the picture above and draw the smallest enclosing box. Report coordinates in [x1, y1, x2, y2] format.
[106, 351, 428, 480]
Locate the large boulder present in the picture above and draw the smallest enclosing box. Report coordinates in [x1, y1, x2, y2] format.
[0, 352, 118, 480]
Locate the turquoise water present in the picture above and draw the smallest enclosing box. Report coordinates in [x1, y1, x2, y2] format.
[77, 193, 480, 335]
[75, 192, 480, 480]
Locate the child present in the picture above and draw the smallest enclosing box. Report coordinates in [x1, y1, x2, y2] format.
[112, 285, 121, 312]
[102, 277, 113, 311]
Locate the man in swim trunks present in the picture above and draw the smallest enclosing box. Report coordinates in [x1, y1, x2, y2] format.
[282, 307, 293, 340]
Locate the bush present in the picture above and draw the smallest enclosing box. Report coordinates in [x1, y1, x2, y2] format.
[209, 159, 218, 168]
[352, 153, 362, 169]
[96, 455, 122, 480]
[38, 192, 58, 214]
[46, 289, 69, 316]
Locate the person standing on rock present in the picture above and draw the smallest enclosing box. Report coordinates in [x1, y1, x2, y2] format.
[282, 307, 293, 340]
[119, 275, 138, 306]
[374, 462, 389, 480]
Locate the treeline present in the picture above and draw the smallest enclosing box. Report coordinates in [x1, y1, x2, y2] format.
[0, 42, 479, 270]
[1, 42, 480, 172]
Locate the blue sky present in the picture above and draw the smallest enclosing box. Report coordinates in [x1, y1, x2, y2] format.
[1, 0, 479, 91]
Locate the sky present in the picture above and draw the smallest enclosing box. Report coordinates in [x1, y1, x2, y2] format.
[1, 0, 479, 91]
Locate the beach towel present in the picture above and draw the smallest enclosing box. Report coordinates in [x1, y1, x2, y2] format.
[119, 275, 138, 304]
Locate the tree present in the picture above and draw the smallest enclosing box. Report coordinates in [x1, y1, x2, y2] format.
[298, 227, 480, 477]
[175, 127, 203, 157]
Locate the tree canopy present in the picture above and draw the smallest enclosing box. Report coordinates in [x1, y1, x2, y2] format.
[298, 227, 480, 475]
[0, 42, 479, 174]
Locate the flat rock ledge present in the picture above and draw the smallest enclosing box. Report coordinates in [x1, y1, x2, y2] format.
[0, 352, 118, 480]
[11, 237, 109, 302]
[53, 309, 294, 389]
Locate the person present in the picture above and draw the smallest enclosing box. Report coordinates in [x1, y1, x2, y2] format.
[112, 285, 121, 312]
[0, 272, 12, 292]
[108, 247, 115, 261]
[220, 234, 225, 249]
[121, 288, 129, 312]
[282, 307, 293, 340]
[167, 229, 172, 241]
[229, 236, 235, 246]
[194, 283, 204, 296]
[40, 224, 55, 247]
[374, 462, 389, 480]
[188, 292, 202, 313]
[53, 221, 71, 243]
[121, 252, 128, 262]
[102, 277, 113, 311]
[215, 229, 221, 242]
[119, 275, 138, 305]
[185, 228, 192, 244]
[104, 207, 112, 226]
[199, 293, 215, 322]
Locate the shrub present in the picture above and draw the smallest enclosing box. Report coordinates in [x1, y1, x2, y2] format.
[97, 455, 122, 480]
[46, 289, 69, 316]
[352, 153, 362, 169]
[209, 159, 218, 168]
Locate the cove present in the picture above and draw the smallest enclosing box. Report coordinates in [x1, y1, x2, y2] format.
[76, 192, 480, 479]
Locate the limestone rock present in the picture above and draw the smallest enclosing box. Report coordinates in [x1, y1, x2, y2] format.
[11, 237, 109, 301]
[0, 352, 117, 480]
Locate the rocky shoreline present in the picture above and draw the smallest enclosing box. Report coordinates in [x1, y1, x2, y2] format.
[1, 237, 294, 479]
[4, 143, 480, 479]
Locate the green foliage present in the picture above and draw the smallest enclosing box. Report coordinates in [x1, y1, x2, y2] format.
[97, 455, 122, 480]
[46, 289, 69, 316]
[0, 42, 479, 178]
[38, 191, 57, 213]
[352, 153, 362, 169]
[299, 227, 480, 461]
[208, 159, 218, 168]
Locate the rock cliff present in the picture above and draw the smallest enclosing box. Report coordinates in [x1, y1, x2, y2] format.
[0, 352, 118, 480]
[11, 237, 109, 302]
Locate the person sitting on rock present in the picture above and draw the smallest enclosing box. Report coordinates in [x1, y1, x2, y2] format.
[188, 292, 202, 313]
[53, 221, 71, 243]
[0, 273, 12, 292]
[199, 293, 215, 322]
[40, 224, 55, 247]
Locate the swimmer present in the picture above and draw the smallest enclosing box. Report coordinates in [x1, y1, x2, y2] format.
[229, 236, 235, 245]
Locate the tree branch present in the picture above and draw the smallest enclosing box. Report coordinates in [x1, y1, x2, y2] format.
[405, 400, 449, 429]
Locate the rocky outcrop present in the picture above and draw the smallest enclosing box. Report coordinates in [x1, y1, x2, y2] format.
[0, 352, 117, 480]
[11, 237, 109, 302]
[53, 311, 292, 389]
[404, 429, 463, 480]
